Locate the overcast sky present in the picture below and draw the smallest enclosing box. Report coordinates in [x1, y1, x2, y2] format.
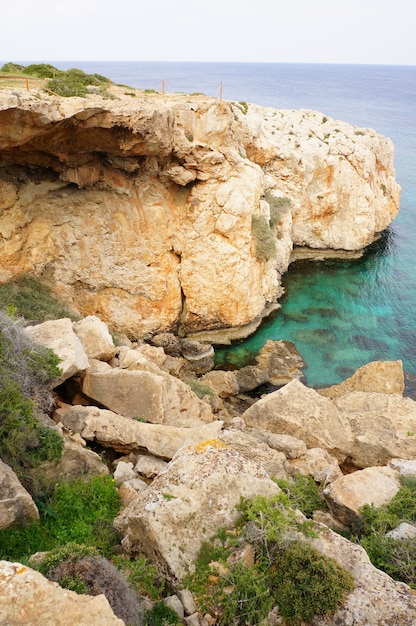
[1, 0, 415, 65]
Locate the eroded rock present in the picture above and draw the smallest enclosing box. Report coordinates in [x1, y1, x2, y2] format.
[114, 440, 280, 582]
[0, 459, 39, 530]
[0, 561, 125, 625]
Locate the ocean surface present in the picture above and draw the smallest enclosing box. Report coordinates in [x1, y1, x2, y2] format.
[51, 61, 416, 389]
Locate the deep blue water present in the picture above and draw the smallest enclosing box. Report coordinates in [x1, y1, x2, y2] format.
[49, 62, 416, 387]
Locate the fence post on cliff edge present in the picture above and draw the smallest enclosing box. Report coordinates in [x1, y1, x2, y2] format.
[25, 77, 29, 91]
[162, 79, 165, 99]
[219, 81, 222, 102]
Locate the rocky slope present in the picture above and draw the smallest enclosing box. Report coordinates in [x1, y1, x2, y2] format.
[0, 86, 400, 341]
[3, 316, 416, 624]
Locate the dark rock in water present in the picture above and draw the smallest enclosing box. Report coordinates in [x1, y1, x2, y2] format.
[352, 335, 388, 351]
[336, 366, 356, 380]
[282, 310, 309, 323]
[404, 370, 416, 400]
[304, 307, 339, 318]
[293, 328, 336, 346]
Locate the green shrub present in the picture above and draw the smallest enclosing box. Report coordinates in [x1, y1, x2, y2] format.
[0, 312, 63, 490]
[350, 476, 416, 587]
[1, 62, 25, 73]
[114, 555, 165, 601]
[46, 77, 88, 97]
[186, 494, 352, 625]
[0, 475, 121, 560]
[144, 601, 180, 625]
[0, 275, 75, 323]
[185, 378, 218, 408]
[264, 192, 290, 229]
[23, 63, 59, 78]
[276, 474, 328, 518]
[37, 542, 100, 576]
[251, 214, 276, 261]
[271, 541, 354, 625]
[45, 68, 109, 97]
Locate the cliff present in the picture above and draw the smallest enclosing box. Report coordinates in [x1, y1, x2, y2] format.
[0, 86, 400, 340]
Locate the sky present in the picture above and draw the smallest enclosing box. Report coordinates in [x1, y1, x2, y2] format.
[1, 0, 415, 65]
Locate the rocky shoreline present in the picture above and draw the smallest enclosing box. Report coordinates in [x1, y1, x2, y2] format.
[0, 83, 411, 625]
[2, 314, 416, 624]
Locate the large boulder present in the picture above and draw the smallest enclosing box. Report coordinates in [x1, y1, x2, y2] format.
[0, 459, 39, 530]
[318, 360, 405, 398]
[218, 429, 287, 479]
[82, 360, 214, 427]
[114, 440, 280, 583]
[243, 379, 416, 468]
[35, 438, 109, 482]
[333, 391, 416, 467]
[0, 561, 125, 625]
[55, 404, 223, 458]
[242, 379, 352, 462]
[254, 339, 305, 386]
[73, 315, 116, 362]
[308, 524, 416, 625]
[323, 466, 401, 525]
[24, 318, 89, 384]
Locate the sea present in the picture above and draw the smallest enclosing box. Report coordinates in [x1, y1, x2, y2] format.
[50, 61, 416, 390]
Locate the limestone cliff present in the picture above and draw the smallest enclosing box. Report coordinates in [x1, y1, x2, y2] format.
[0, 86, 400, 339]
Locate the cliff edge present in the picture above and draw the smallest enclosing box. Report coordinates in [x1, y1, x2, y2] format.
[0, 86, 400, 339]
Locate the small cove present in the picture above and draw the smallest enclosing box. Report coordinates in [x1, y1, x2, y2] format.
[49, 62, 416, 386]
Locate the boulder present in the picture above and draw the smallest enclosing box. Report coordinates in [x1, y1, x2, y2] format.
[82, 360, 214, 427]
[114, 440, 280, 583]
[113, 461, 137, 485]
[243, 380, 416, 469]
[254, 339, 304, 386]
[0, 459, 39, 530]
[244, 428, 307, 459]
[242, 379, 352, 462]
[24, 318, 89, 384]
[386, 522, 416, 540]
[0, 561, 125, 625]
[287, 447, 342, 483]
[199, 370, 239, 398]
[323, 466, 401, 525]
[56, 404, 223, 458]
[134, 455, 168, 479]
[333, 391, 416, 467]
[234, 365, 270, 392]
[318, 360, 405, 398]
[73, 315, 116, 362]
[35, 438, 109, 482]
[308, 524, 416, 625]
[389, 458, 416, 476]
[218, 429, 287, 479]
[149, 333, 182, 357]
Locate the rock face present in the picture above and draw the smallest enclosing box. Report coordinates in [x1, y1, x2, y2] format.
[114, 440, 280, 583]
[243, 377, 416, 468]
[0, 459, 39, 530]
[309, 525, 416, 625]
[0, 88, 400, 339]
[318, 359, 405, 398]
[0, 561, 125, 625]
[323, 466, 401, 525]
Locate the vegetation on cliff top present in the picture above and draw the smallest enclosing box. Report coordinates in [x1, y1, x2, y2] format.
[0, 62, 109, 97]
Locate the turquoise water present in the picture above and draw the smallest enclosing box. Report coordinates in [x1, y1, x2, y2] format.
[44, 62, 416, 386]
